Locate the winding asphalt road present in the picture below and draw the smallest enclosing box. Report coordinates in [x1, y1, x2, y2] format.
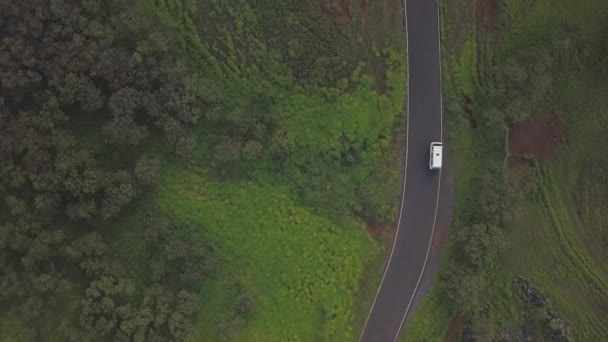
[359, 0, 444, 341]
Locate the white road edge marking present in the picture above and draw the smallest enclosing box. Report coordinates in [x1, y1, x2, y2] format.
[358, 0, 412, 339]
[393, 0, 445, 339]
[358, 0, 446, 339]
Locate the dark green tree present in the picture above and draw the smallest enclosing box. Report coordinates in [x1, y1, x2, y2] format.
[135, 155, 162, 186]
[456, 223, 507, 271]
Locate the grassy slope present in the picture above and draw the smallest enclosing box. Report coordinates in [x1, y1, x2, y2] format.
[110, 0, 407, 340]
[157, 165, 377, 341]
[492, 0, 608, 339]
[405, 0, 608, 340]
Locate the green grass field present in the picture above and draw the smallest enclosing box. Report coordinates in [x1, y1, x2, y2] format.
[157, 165, 379, 341]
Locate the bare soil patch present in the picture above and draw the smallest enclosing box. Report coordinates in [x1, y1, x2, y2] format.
[445, 313, 466, 342]
[430, 219, 448, 257]
[509, 114, 565, 163]
[320, 0, 351, 25]
[474, 0, 497, 29]
[360, 0, 371, 30]
[383, 0, 398, 32]
[366, 222, 393, 250]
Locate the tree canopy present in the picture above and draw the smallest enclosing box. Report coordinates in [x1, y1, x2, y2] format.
[0, 0, 215, 339]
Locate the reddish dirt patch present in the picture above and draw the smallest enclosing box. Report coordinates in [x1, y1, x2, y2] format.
[366, 222, 383, 239]
[366, 222, 393, 250]
[320, 0, 351, 25]
[509, 114, 565, 163]
[430, 154, 455, 258]
[359, 0, 398, 36]
[430, 220, 448, 257]
[383, 0, 398, 32]
[360, 0, 371, 30]
[474, 0, 497, 29]
[445, 313, 466, 342]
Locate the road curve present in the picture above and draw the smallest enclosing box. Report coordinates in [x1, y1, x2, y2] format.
[359, 0, 444, 341]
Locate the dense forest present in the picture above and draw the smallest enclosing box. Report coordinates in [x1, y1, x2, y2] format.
[1, 0, 407, 340]
[0, 0, 213, 340]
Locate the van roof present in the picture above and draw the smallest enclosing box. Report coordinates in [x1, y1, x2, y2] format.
[431, 145, 443, 168]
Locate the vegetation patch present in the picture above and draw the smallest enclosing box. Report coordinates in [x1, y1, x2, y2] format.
[0, 0, 407, 340]
[156, 166, 379, 340]
[406, 0, 608, 340]
[513, 277, 572, 341]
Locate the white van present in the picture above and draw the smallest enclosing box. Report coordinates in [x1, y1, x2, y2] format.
[429, 142, 443, 170]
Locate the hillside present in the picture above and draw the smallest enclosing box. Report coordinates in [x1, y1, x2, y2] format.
[405, 0, 608, 340]
[0, 0, 406, 340]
